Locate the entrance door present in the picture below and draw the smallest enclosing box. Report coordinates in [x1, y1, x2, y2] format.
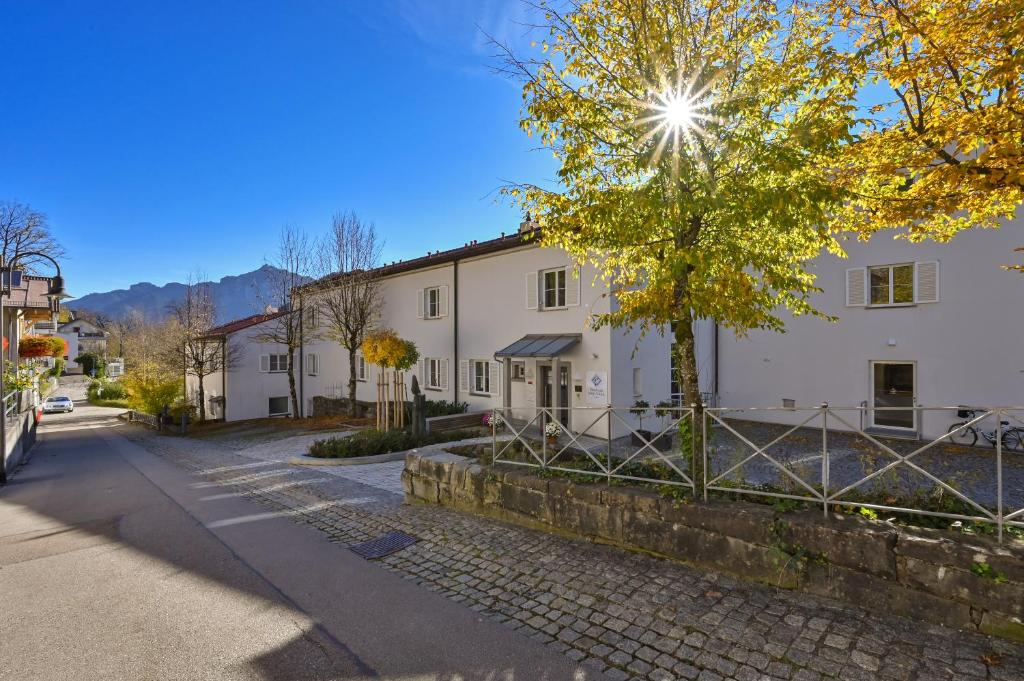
[539, 363, 571, 430]
[871, 361, 916, 430]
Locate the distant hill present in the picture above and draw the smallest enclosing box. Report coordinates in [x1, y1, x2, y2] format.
[68, 265, 308, 323]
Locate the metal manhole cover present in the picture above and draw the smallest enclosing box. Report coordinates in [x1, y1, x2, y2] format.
[348, 531, 417, 559]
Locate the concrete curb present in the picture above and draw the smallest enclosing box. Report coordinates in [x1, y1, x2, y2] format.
[289, 450, 409, 466]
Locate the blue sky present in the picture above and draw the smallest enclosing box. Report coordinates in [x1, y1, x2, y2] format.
[0, 1, 555, 297]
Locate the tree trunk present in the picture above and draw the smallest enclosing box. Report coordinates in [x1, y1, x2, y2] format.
[197, 376, 206, 422]
[287, 351, 299, 419]
[673, 307, 704, 494]
[347, 342, 358, 418]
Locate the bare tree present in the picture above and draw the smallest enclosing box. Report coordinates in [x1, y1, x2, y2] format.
[172, 275, 240, 422]
[251, 226, 315, 418]
[0, 200, 66, 270]
[311, 212, 383, 416]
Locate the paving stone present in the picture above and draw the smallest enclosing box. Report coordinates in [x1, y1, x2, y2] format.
[129, 429, 1024, 681]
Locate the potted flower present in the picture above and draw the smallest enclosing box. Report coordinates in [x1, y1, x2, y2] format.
[544, 421, 562, 446]
[482, 411, 504, 431]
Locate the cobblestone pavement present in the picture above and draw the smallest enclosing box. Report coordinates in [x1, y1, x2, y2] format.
[123, 427, 1024, 681]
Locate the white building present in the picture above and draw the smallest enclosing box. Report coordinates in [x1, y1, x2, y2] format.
[195, 226, 714, 431]
[185, 310, 292, 421]
[193, 217, 1022, 441]
[718, 219, 1024, 439]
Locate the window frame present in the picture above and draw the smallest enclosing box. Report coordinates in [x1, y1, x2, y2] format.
[868, 263, 915, 307]
[268, 396, 290, 417]
[425, 286, 441, 319]
[541, 267, 567, 309]
[511, 361, 526, 382]
[425, 357, 443, 390]
[473, 360, 491, 395]
[268, 353, 290, 373]
[356, 354, 368, 382]
[306, 353, 319, 377]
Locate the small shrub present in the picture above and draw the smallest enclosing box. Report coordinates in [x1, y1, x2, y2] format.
[424, 399, 468, 417]
[309, 428, 480, 459]
[122, 370, 181, 415]
[75, 352, 106, 377]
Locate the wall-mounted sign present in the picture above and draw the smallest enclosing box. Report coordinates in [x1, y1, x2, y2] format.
[584, 371, 608, 405]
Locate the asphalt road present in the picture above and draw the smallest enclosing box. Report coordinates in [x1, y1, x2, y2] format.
[0, 393, 600, 680]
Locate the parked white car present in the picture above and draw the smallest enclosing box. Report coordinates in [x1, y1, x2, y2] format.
[42, 396, 75, 414]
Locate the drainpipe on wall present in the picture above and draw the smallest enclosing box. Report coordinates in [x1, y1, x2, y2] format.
[713, 321, 719, 407]
[222, 337, 227, 421]
[298, 296, 305, 419]
[453, 260, 459, 405]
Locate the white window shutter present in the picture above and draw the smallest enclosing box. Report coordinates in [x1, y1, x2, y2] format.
[416, 289, 425, 319]
[439, 285, 449, 317]
[417, 358, 424, 384]
[489, 361, 501, 396]
[915, 261, 939, 303]
[525, 272, 538, 310]
[845, 268, 867, 306]
[259, 354, 269, 372]
[440, 359, 449, 391]
[566, 267, 581, 306]
[459, 360, 470, 392]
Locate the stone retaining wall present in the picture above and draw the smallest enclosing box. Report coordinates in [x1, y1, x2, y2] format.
[402, 451, 1024, 643]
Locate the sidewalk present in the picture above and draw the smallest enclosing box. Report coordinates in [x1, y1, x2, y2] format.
[126, 427, 1024, 681]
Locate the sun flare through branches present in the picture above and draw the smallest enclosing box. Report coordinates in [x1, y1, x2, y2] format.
[637, 79, 716, 171]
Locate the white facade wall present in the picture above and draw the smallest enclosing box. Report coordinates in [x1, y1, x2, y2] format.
[457, 245, 612, 435]
[301, 263, 457, 409]
[187, 319, 294, 422]
[718, 220, 1024, 439]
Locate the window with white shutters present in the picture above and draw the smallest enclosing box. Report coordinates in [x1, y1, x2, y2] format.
[425, 357, 444, 390]
[306, 353, 319, 376]
[260, 354, 290, 373]
[473, 360, 489, 394]
[356, 354, 368, 382]
[420, 286, 448, 320]
[542, 268, 566, 308]
[847, 261, 939, 307]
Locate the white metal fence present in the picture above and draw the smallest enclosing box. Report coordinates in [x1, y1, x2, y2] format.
[491, 404, 1024, 542]
[492, 406, 695, 492]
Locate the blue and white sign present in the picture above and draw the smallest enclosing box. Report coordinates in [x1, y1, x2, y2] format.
[585, 370, 607, 405]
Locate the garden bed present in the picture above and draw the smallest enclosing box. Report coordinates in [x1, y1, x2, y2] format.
[309, 427, 485, 459]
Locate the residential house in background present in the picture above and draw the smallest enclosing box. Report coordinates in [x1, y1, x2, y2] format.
[58, 318, 108, 373]
[31, 316, 110, 374]
[3, 275, 62, 368]
[185, 309, 290, 421]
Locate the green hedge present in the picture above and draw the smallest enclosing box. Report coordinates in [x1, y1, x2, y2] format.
[424, 399, 468, 417]
[309, 428, 480, 459]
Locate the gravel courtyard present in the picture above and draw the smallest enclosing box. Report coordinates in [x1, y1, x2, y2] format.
[124, 426, 1024, 681]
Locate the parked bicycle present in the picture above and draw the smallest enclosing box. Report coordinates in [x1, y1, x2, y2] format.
[947, 407, 1024, 451]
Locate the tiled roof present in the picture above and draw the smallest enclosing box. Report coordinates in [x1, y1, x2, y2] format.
[304, 229, 538, 291]
[2, 276, 57, 310]
[202, 310, 288, 338]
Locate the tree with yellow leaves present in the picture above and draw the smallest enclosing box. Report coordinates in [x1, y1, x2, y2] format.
[362, 328, 419, 430]
[498, 0, 858, 482]
[832, 0, 1023, 242]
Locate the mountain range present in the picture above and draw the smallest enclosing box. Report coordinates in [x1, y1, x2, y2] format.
[68, 265, 306, 324]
